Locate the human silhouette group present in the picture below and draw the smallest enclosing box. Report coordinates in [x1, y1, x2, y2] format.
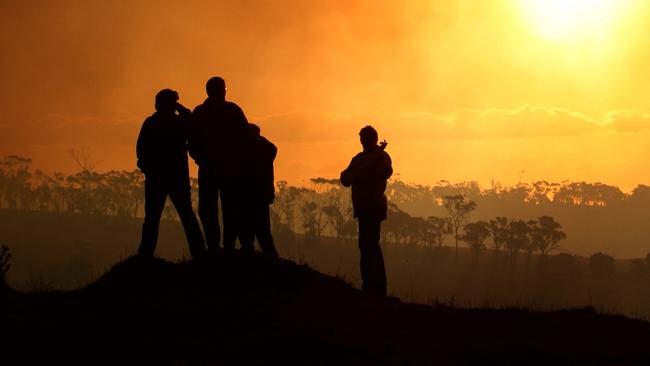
[137, 76, 391, 297]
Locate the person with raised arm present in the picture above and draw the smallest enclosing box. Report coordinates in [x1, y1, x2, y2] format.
[340, 125, 392, 297]
[136, 89, 205, 258]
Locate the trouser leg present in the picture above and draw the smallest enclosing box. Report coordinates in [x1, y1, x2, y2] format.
[138, 176, 167, 257]
[169, 175, 206, 259]
[358, 216, 387, 297]
[238, 200, 255, 253]
[198, 168, 220, 251]
[255, 204, 278, 257]
[220, 181, 238, 250]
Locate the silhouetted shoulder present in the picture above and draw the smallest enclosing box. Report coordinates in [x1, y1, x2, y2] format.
[225, 101, 247, 120]
[192, 103, 208, 114]
[351, 152, 365, 163]
[224, 101, 243, 110]
[260, 137, 278, 160]
[142, 114, 156, 126]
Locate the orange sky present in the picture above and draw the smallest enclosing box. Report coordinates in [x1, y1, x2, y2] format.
[2, 0, 650, 190]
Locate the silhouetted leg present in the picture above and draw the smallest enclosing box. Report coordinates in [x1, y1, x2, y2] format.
[139, 175, 167, 257]
[238, 200, 255, 253]
[358, 215, 387, 297]
[220, 180, 238, 251]
[198, 168, 220, 251]
[169, 175, 206, 259]
[255, 204, 278, 257]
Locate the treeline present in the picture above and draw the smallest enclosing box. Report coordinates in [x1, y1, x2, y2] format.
[1, 155, 571, 257]
[0, 155, 190, 219]
[385, 180, 650, 258]
[387, 179, 649, 210]
[272, 179, 566, 257]
[27, 154, 650, 257]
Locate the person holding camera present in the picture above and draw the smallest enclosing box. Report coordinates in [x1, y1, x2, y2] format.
[340, 125, 392, 297]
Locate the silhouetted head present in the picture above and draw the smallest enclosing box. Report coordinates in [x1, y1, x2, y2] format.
[248, 123, 261, 141]
[359, 125, 379, 151]
[155, 89, 179, 113]
[206, 76, 226, 100]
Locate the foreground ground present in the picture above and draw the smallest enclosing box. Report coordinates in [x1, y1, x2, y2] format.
[1, 252, 650, 365]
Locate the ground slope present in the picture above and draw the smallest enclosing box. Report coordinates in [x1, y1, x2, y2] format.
[1, 252, 650, 365]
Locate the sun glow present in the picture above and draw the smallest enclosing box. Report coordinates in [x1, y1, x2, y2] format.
[520, 0, 625, 42]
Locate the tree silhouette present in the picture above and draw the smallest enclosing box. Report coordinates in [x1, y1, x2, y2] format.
[300, 199, 327, 239]
[487, 217, 509, 253]
[442, 194, 477, 256]
[314, 178, 351, 240]
[276, 181, 301, 233]
[462, 221, 490, 255]
[0, 155, 32, 209]
[426, 216, 451, 248]
[506, 220, 531, 257]
[384, 203, 412, 244]
[32, 170, 53, 211]
[529, 216, 566, 256]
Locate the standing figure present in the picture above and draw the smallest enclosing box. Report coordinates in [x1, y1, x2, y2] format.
[136, 89, 205, 258]
[240, 123, 279, 256]
[340, 125, 392, 297]
[189, 77, 249, 251]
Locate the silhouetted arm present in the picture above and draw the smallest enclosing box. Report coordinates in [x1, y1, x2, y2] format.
[237, 106, 249, 143]
[187, 107, 202, 164]
[340, 156, 360, 187]
[136, 118, 152, 172]
[380, 152, 393, 180]
[176, 103, 191, 118]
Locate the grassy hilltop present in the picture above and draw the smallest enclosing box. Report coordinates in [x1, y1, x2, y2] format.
[2, 251, 650, 365]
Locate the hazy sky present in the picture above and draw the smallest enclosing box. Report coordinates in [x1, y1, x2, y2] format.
[2, 0, 650, 190]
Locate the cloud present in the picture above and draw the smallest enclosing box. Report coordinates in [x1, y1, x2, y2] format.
[2, 105, 646, 153]
[602, 110, 650, 133]
[258, 105, 645, 143]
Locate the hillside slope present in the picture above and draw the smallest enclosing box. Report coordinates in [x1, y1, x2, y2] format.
[2, 251, 650, 365]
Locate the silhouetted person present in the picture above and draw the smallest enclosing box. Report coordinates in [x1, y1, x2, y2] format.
[136, 89, 206, 258]
[189, 77, 248, 252]
[239, 123, 279, 257]
[340, 125, 392, 297]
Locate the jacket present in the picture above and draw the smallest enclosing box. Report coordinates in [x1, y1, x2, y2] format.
[340, 148, 393, 219]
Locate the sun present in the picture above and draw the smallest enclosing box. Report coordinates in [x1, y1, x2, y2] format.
[520, 0, 624, 42]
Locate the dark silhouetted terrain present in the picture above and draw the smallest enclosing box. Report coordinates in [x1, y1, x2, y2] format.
[4, 208, 650, 320]
[2, 252, 650, 365]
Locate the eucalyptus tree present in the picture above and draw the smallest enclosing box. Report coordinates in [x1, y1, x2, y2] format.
[442, 194, 477, 256]
[462, 221, 490, 255]
[426, 216, 451, 248]
[487, 216, 509, 253]
[529, 216, 566, 256]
